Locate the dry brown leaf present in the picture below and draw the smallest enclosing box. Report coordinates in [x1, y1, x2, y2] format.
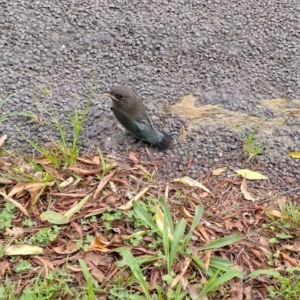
[149, 269, 160, 290]
[91, 268, 105, 283]
[170, 257, 191, 288]
[0, 260, 10, 277]
[42, 165, 64, 181]
[282, 240, 300, 252]
[230, 278, 244, 300]
[89, 237, 110, 252]
[135, 164, 151, 176]
[203, 250, 212, 271]
[53, 240, 78, 254]
[0, 178, 14, 184]
[281, 252, 300, 266]
[93, 170, 116, 199]
[212, 166, 227, 176]
[0, 190, 29, 217]
[257, 236, 272, 259]
[240, 178, 255, 201]
[5, 227, 24, 238]
[77, 156, 100, 165]
[128, 151, 139, 163]
[68, 166, 102, 175]
[8, 182, 54, 197]
[0, 134, 7, 148]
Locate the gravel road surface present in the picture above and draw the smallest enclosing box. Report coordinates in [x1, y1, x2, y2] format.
[1, 0, 300, 192]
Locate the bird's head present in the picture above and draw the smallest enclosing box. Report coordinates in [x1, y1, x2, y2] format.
[103, 85, 136, 103]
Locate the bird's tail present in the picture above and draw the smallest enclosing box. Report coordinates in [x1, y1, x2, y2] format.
[156, 134, 173, 151]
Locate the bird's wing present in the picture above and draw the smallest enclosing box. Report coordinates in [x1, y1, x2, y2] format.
[112, 107, 162, 144]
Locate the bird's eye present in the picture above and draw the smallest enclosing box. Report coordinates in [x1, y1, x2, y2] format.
[116, 94, 123, 100]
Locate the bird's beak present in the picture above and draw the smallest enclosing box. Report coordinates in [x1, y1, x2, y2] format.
[103, 92, 119, 101]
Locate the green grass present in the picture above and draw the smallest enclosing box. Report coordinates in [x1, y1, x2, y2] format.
[236, 121, 265, 160]
[114, 198, 242, 299]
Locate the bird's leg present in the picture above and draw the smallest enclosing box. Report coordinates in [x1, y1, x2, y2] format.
[114, 120, 127, 135]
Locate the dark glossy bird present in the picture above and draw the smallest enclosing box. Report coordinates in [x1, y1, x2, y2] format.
[103, 85, 173, 150]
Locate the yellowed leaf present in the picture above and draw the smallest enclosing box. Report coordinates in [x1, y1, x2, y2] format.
[5, 244, 44, 256]
[240, 178, 255, 201]
[212, 167, 227, 176]
[59, 176, 74, 188]
[264, 209, 285, 218]
[118, 187, 149, 210]
[289, 151, 300, 158]
[172, 176, 213, 195]
[155, 206, 173, 240]
[236, 169, 268, 180]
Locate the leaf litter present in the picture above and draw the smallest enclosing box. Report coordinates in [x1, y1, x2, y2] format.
[0, 149, 299, 299]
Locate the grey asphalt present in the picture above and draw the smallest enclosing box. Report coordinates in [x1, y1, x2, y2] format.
[0, 1, 299, 190]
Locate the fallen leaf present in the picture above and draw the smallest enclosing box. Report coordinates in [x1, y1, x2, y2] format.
[32, 157, 52, 164]
[155, 206, 173, 240]
[5, 244, 44, 256]
[68, 166, 102, 175]
[170, 257, 191, 288]
[118, 187, 149, 210]
[40, 211, 70, 224]
[89, 237, 110, 252]
[0, 134, 7, 148]
[128, 151, 139, 163]
[282, 240, 300, 252]
[236, 169, 268, 180]
[0, 178, 14, 184]
[264, 209, 284, 218]
[203, 250, 212, 271]
[240, 178, 255, 201]
[0, 190, 29, 217]
[42, 165, 64, 181]
[0, 260, 10, 277]
[289, 151, 300, 158]
[64, 193, 93, 218]
[93, 170, 116, 199]
[5, 227, 24, 238]
[53, 240, 78, 254]
[59, 176, 74, 188]
[135, 164, 151, 176]
[212, 167, 227, 176]
[172, 176, 213, 195]
[281, 252, 300, 266]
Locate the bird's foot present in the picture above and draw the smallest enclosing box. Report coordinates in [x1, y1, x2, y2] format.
[115, 121, 127, 135]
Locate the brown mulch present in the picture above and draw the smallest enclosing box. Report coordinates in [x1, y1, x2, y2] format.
[0, 149, 299, 299]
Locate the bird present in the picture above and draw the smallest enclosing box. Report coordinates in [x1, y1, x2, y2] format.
[103, 85, 173, 150]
